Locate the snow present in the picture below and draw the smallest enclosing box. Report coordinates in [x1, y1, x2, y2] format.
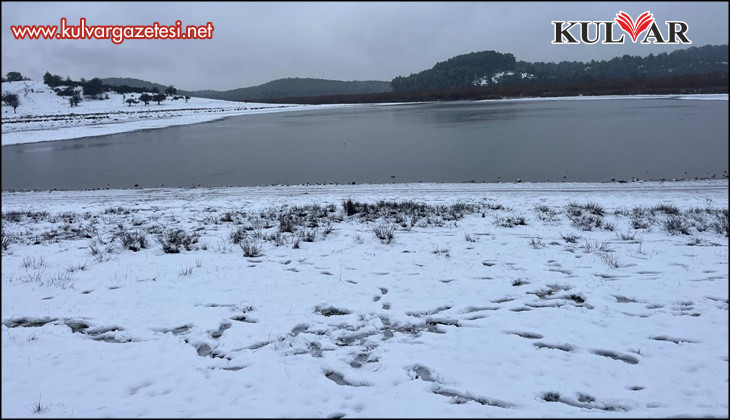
[676, 94, 729, 101]
[491, 71, 515, 84]
[2, 180, 728, 417]
[474, 71, 535, 86]
[475, 76, 491, 87]
[479, 93, 729, 103]
[1, 80, 352, 146]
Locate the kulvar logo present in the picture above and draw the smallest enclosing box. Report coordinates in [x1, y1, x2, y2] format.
[552, 11, 691, 45]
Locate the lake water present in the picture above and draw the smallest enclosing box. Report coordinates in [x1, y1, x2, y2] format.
[2, 98, 728, 190]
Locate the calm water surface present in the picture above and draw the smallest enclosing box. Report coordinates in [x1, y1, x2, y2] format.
[2, 98, 727, 190]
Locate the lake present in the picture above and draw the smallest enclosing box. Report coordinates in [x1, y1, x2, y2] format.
[2, 98, 728, 190]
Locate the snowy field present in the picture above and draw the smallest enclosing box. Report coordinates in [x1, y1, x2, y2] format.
[1, 180, 728, 417]
[0, 80, 350, 146]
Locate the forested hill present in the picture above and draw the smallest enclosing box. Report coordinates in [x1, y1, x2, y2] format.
[101, 77, 170, 92]
[391, 44, 728, 92]
[182, 78, 392, 101]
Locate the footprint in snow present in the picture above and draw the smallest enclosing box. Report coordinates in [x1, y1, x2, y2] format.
[324, 370, 370, 387]
[505, 330, 543, 339]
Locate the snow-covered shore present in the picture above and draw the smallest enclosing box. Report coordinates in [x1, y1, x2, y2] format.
[0, 80, 353, 146]
[2, 180, 728, 417]
[479, 93, 728, 103]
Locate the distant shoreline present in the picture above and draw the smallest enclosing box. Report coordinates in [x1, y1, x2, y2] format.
[254, 73, 728, 105]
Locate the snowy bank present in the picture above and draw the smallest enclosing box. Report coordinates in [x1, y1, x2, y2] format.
[2, 180, 728, 417]
[478, 93, 729, 103]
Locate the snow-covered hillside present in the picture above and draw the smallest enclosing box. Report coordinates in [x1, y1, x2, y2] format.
[0, 80, 344, 146]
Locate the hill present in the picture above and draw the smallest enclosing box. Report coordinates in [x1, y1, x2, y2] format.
[182, 78, 392, 101]
[392, 44, 729, 92]
[101, 77, 171, 92]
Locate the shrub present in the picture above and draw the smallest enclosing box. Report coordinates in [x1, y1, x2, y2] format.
[652, 204, 681, 215]
[241, 240, 262, 257]
[566, 203, 583, 218]
[582, 202, 605, 216]
[495, 215, 527, 228]
[616, 230, 637, 240]
[631, 215, 653, 230]
[581, 240, 612, 253]
[529, 237, 545, 249]
[118, 230, 147, 252]
[571, 214, 603, 231]
[158, 228, 199, 253]
[104, 206, 130, 215]
[47, 271, 76, 288]
[1, 226, 10, 251]
[534, 205, 559, 222]
[230, 226, 248, 244]
[279, 216, 294, 233]
[561, 233, 580, 243]
[343, 198, 359, 216]
[300, 228, 317, 242]
[22, 255, 46, 269]
[601, 253, 621, 268]
[88, 236, 115, 261]
[711, 210, 728, 237]
[602, 221, 616, 231]
[266, 232, 287, 246]
[372, 223, 395, 244]
[663, 216, 691, 235]
[567, 202, 605, 218]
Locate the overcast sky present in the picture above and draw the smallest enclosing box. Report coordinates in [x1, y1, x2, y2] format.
[2, 2, 728, 91]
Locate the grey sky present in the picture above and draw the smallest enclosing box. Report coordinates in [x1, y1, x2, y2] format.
[2, 2, 727, 91]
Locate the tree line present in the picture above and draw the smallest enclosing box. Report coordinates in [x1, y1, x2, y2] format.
[260, 72, 728, 105]
[391, 45, 728, 92]
[43, 71, 187, 106]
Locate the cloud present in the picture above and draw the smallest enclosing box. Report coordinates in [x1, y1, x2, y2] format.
[2, 2, 727, 90]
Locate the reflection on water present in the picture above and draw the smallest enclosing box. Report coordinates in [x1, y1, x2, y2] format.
[2, 98, 727, 190]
